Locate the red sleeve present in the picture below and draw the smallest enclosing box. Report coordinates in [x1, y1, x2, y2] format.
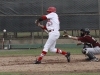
[42, 15, 47, 20]
[42, 26, 47, 30]
[78, 37, 83, 41]
[78, 37, 86, 42]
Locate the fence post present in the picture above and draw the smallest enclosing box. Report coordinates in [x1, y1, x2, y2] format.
[98, 0, 100, 42]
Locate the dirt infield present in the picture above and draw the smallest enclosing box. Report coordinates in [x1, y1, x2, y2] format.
[0, 55, 100, 74]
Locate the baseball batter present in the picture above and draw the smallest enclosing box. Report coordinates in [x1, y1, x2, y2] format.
[34, 7, 70, 64]
[63, 28, 100, 62]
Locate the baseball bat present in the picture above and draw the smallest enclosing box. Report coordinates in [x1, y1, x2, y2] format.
[44, 29, 48, 34]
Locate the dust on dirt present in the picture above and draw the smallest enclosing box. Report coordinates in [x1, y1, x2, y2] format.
[0, 55, 100, 74]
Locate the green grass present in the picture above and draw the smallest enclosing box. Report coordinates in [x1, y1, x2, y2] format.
[0, 48, 82, 56]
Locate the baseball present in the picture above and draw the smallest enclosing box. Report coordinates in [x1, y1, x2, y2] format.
[3, 29, 6, 32]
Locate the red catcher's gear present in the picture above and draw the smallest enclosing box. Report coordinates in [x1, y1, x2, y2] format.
[47, 7, 56, 13]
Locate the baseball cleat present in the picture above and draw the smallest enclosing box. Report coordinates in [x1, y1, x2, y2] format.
[34, 59, 41, 64]
[85, 57, 91, 61]
[90, 58, 99, 62]
[65, 52, 70, 62]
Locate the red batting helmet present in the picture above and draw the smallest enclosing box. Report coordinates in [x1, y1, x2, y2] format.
[47, 7, 56, 13]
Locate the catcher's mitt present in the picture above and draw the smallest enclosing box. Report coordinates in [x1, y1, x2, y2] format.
[63, 30, 68, 37]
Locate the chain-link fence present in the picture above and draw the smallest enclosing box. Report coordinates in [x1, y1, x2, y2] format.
[0, 0, 99, 31]
[0, 0, 100, 49]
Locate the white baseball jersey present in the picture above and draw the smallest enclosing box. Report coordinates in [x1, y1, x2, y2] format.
[45, 12, 60, 31]
[43, 12, 60, 52]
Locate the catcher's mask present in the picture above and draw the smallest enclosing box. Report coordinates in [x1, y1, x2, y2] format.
[47, 7, 56, 13]
[80, 28, 90, 37]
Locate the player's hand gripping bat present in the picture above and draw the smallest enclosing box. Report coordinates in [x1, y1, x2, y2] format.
[35, 20, 48, 33]
[35, 20, 40, 26]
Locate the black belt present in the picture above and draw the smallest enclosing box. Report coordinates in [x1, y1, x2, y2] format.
[48, 29, 54, 32]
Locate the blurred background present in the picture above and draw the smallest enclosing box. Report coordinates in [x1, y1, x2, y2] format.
[0, 0, 100, 49]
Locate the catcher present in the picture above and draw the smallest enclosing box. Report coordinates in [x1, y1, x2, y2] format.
[63, 28, 100, 62]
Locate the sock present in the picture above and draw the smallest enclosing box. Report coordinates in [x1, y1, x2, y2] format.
[56, 48, 67, 55]
[37, 51, 47, 61]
